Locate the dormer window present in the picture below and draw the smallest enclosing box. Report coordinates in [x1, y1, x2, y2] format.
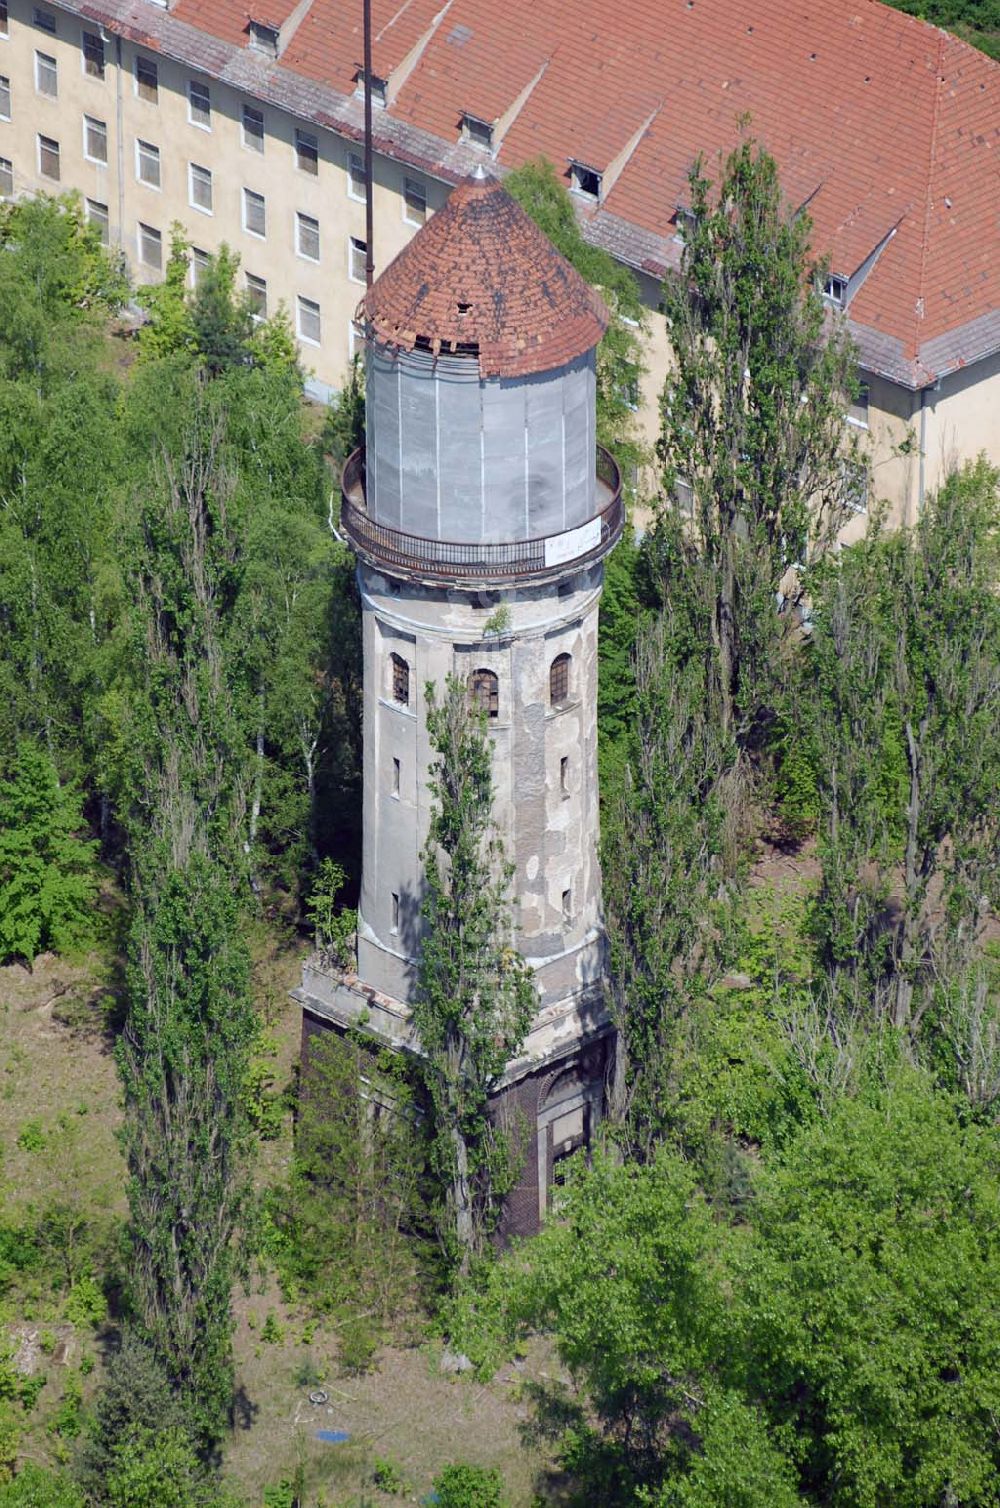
[248, 21, 279, 57]
[355, 69, 388, 107]
[822, 273, 847, 309]
[461, 113, 493, 150]
[569, 161, 601, 200]
[674, 205, 697, 243]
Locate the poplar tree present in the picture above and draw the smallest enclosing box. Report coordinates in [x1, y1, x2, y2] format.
[414, 676, 536, 1269]
[658, 135, 861, 739]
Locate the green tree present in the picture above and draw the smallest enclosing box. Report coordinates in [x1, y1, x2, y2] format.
[414, 677, 536, 1269]
[0, 1465, 84, 1507]
[454, 1071, 1000, 1507]
[658, 136, 860, 739]
[806, 458, 1000, 1035]
[271, 1032, 426, 1323]
[0, 744, 97, 965]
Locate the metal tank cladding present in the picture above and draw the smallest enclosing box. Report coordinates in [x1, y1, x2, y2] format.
[364, 340, 598, 544]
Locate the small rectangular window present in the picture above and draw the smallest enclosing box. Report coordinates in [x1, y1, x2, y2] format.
[189, 161, 212, 213]
[822, 273, 847, 309]
[136, 138, 160, 189]
[842, 460, 869, 515]
[560, 756, 569, 797]
[190, 245, 209, 287]
[296, 294, 321, 345]
[37, 132, 59, 180]
[403, 176, 426, 226]
[461, 113, 493, 149]
[138, 221, 162, 270]
[245, 272, 267, 318]
[86, 197, 109, 243]
[35, 50, 57, 97]
[0, 157, 13, 197]
[188, 79, 211, 128]
[248, 21, 278, 56]
[83, 115, 107, 163]
[354, 68, 387, 106]
[295, 128, 318, 174]
[32, 6, 55, 31]
[392, 756, 400, 796]
[0, 75, 9, 119]
[347, 150, 366, 200]
[296, 210, 320, 262]
[243, 187, 266, 237]
[135, 56, 158, 104]
[349, 235, 366, 284]
[562, 889, 572, 923]
[848, 382, 870, 428]
[82, 32, 105, 79]
[570, 161, 601, 199]
[0, 1, 8, 38]
[674, 478, 695, 517]
[391, 892, 399, 933]
[242, 104, 264, 153]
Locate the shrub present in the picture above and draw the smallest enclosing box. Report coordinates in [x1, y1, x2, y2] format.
[65, 1275, 106, 1327]
[432, 1463, 504, 1508]
[16, 1122, 46, 1154]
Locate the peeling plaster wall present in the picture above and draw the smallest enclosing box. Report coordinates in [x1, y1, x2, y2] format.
[355, 561, 605, 1014]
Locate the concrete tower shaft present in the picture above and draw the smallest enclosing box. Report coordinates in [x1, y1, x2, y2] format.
[299, 168, 620, 1235]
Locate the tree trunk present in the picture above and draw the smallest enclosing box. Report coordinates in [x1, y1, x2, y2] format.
[893, 717, 925, 1030]
[451, 1125, 474, 1274]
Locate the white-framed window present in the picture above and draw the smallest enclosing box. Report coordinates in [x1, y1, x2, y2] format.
[245, 272, 267, 319]
[83, 114, 107, 163]
[296, 294, 321, 345]
[354, 68, 387, 106]
[243, 187, 266, 237]
[85, 197, 109, 243]
[822, 273, 847, 309]
[135, 55, 157, 103]
[348, 318, 362, 360]
[82, 31, 105, 78]
[188, 79, 210, 129]
[248, 21, 278, 56]
[295, 210, 319, 261]
[347, 150, 366, 200]
[348, 235, 366, 284]
[37, 132, 59, 179]
[570, 161, 601, 199]
[135, 138, 160, 189]
[403, 175, 426, 226]
[137, 220, 162, 270]
[188, 161, 212, 213]
[32, 5, 55, 31]
[0, 73, 9, 118]
[674, 206, 697, 243]
[842, 459, 869, 515]
[295, 127, 318, 175]
[674, 477, 695, 517]
[0, 158, 13, 196]
[189, 245, 209, 287]
[0, 1, 8, 39]
[35, 49, 56, 97]
[848, 382, 870, 429]
[461, 112, 493, 149]
[242, 104, 264, 153]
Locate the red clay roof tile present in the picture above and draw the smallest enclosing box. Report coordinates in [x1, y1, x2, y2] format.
[358, 168, 609, 376]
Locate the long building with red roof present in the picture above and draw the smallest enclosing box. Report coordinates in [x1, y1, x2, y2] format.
[2, 0, 997, 522]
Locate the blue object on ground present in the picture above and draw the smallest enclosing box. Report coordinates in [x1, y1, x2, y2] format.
[315, 1429, 351, 1444]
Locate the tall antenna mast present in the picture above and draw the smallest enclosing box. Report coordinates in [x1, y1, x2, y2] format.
[363, 0, 374, 287]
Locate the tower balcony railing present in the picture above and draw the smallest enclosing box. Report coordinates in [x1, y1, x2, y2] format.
[340, 445, 623, 584]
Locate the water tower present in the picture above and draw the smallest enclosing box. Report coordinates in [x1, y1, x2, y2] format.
[297, 166, 623, 1236]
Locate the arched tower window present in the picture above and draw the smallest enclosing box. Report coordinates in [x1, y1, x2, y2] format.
[390, 652, 410, 706]
[549, 652, 571, 707]
[468, 668, 499, 719]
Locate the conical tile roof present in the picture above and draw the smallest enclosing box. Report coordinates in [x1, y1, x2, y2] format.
[357, 167, 609, 378]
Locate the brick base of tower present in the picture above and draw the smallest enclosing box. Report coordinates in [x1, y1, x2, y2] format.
[294, 959, 612, 1240]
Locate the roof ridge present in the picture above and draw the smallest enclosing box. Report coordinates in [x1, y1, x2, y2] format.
[910, 28, 949, 361]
